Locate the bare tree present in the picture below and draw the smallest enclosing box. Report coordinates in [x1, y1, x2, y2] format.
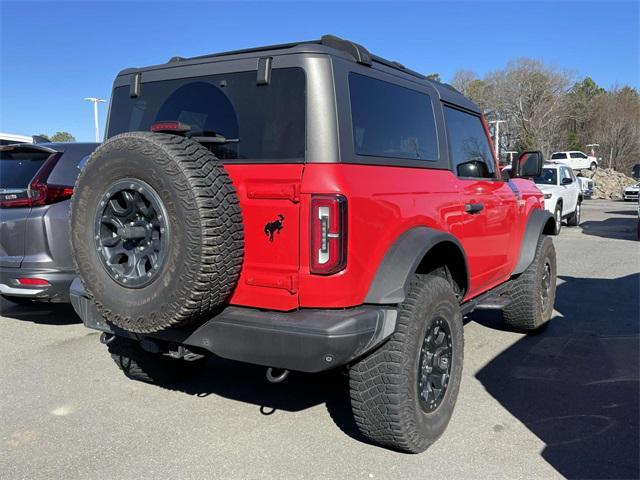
[451, 70, 478, 97]
[592, 87, 640, 171]
[486, 59, 572, 156]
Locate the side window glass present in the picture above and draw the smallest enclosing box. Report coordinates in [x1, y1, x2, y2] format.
[551, 153, 566, 160]
[570, 152, 582, 159]
[348, 73, 439, 161]
[443, 106, 496, 178]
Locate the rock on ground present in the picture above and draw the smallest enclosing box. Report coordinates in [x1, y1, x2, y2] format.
[575, 168, 637, 200]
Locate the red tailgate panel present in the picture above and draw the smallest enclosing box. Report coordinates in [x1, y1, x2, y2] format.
[224, 164, 303, 311]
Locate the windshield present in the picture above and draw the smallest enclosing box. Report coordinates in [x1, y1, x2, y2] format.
[107, 68, 305, 162]
[533, 168, 557, 185]
[0, 151, 49, 191]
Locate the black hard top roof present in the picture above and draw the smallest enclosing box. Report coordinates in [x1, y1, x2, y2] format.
[117, 35, 479, 113]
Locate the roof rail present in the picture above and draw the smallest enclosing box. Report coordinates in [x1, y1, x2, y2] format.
[165, 34, 431, 82]
[319, 35, 371, 66]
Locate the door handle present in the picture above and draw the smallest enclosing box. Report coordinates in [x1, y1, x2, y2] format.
[465, 203, 484, 214]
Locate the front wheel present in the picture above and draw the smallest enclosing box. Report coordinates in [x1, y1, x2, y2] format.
[503, 235, 557, 332]
[349, 275, 463, 453]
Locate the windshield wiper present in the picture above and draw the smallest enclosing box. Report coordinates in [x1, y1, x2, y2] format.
[191, 133, 240, 145]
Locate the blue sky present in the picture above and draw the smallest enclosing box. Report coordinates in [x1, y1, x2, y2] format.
[1, 0, 638, 142]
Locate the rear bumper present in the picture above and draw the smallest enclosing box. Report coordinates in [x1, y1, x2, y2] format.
[70, 279, 397, 373]
[0, 268, 75, 302]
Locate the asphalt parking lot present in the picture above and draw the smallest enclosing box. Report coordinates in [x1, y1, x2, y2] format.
[1, 200, 638, 480]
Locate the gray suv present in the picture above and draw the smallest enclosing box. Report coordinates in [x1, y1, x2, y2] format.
[0, 142, 99, 303]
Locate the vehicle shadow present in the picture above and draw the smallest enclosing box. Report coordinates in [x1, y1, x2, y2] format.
[0, 298, 81, 325]
[579, 217, 638, 241]
[475, 274, 640, 479]
[169, 355, 369, 443]
[605, 210, 637, 216]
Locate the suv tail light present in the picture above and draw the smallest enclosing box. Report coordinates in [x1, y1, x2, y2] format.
[310, 195, 347, 275]
[0, 153, 73, 208]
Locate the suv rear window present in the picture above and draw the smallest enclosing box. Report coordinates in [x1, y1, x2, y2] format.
[0, 150, 49, 190]
[107, 68, 305, 162]
[348, 73, 438, 161]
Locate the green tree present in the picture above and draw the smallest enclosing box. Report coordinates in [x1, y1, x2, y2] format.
[49, 131, 76, 142]
[562, 76, 605, 149]
[426, 73, 441, 82]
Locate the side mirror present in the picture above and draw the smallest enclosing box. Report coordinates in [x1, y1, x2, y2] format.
[512, 150, 544, 178]
[457, 159, 491, 178]
[561, 177, 573, 185]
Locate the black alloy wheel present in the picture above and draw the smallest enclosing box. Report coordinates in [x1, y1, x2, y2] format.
[94, 178, 169, 288]
[418, 317, 453, 413]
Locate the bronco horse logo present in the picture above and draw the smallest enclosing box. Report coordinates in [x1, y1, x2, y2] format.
[264, 214, 285, 242]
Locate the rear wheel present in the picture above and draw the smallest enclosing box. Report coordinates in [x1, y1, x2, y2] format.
[567, 201, 581, 226]
[553, 203, 562, 234]
[349, 275, 463, 453]
[107, 336, 206, 386]
[503, 235, 557, 332]
[590, 162, 597, 171]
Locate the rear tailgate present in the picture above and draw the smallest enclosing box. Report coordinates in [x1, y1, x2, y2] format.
[0, 145, 55, 267]
[0, 207, 31, 267]
[225, 164, 303, 311]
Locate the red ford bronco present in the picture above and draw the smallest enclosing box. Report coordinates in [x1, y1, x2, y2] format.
[70, 35, 557, 453]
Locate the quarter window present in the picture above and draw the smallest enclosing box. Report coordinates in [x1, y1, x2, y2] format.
[443, 106, 496, 178]
[348, 73, 438, 161]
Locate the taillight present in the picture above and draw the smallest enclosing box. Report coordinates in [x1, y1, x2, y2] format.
[0, 153, 73, 208]
[310, 194, 347, 275]
[17, 277, 50, 286]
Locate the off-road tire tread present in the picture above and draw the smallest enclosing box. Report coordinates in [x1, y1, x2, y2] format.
[503, 235, 556, 331]
[107, 336, 203, 385]
[349, 275, 463, 453]
[72, 132, 244, 332]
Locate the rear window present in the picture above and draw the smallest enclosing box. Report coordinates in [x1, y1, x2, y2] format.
[534, 168, 558, 185]
[107, 68, 306, 162]
[0, 151, 49, 190]
[551, 153, 567, 159]
[348, 73, 438, 161]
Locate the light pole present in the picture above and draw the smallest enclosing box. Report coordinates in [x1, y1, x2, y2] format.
[84, 97, 106, 142]
[488, 119, 506, 161]
[505, 150, 518, 166]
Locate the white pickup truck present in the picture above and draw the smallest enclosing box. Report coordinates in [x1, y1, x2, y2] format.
[550, 151, 598, 171]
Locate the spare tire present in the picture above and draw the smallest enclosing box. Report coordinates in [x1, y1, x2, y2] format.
[71, 132, 244, 333]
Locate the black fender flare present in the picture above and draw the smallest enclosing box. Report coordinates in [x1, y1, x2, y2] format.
[512, 208, 555, 275]
[365, 227, 469, 304]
